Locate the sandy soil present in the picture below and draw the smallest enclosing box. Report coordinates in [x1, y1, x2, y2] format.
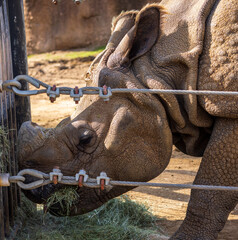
[28, 54, 238, 240]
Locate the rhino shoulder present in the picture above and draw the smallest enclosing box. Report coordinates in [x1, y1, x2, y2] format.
[198, 0, 238, 118]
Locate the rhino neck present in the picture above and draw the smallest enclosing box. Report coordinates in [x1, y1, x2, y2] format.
[132, 55, 212, 157]
[133, 55, 187, 129]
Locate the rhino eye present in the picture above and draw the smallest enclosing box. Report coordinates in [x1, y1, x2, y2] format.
[78, 129, 95, 146]
[77, 129, 97, 152]
[79, 135, 93, 145]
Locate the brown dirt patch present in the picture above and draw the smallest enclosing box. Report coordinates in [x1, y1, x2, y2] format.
[28, 54, 90, 127]
[28, 53, 238, 239]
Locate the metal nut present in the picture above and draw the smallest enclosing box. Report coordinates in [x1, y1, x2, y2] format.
[96, 172, 110, 185]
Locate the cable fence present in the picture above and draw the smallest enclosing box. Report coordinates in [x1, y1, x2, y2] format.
[0, 73, 237, 238]
[1, 168, 238, 192]
[1, 75, 238, 193]
[1, 75, 238, 103]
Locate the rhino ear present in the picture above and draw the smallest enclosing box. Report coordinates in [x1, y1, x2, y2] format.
[106, 11, 138, 50]
[107, 5, 162, 69]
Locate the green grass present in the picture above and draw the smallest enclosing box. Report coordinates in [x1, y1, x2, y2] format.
[16, 194, 164, 240]
[63, 46, 105, 59]
[28, 46, 105, 61]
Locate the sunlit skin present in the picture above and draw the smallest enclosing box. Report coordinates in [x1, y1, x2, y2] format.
[18, 1, 238, 239]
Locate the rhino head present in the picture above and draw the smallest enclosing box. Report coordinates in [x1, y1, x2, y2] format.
[18, 5, 210, 216]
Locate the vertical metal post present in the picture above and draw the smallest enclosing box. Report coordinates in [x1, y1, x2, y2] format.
[8, 0, 30, 210]
[0, 1, 12, 236]
[8, 0, 31, 130]
[0, 0, 29, 238]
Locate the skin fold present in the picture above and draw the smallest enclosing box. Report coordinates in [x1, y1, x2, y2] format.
[18, 0, 238, 239]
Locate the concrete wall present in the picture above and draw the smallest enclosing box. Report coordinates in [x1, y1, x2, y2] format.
[24, 0, 161, 54]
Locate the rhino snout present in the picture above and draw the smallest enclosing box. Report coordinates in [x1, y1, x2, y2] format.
[18, 121, 47, 144]
[17, 121, 52, 168]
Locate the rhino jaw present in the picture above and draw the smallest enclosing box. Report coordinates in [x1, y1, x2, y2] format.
[22, 181, 132, 217]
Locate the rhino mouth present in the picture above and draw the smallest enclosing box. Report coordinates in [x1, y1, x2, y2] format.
[22, 175, 130, 216]
[23, 184, 107, 216]
[22, 175, 73, 216]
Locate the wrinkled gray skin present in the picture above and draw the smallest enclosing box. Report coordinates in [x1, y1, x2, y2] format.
[18, 0, 238, 239]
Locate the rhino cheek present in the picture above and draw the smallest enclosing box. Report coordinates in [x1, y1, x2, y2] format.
[103, 109, 172, 181]
[105, 137, 170, 182]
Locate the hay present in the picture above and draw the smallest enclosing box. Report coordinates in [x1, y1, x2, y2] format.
[0, 126, 10, 172]
[46, 187, 79, 215]
[16, 194, 165, 240]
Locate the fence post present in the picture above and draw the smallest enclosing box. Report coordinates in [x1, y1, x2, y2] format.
[8, 0, 31, 130]
[0, 0, 29, 239]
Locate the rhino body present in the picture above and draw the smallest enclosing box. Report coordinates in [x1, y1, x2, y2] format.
[18, 0, 238, 239]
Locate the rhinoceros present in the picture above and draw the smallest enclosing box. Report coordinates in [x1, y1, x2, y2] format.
[18, 0, 238, 239]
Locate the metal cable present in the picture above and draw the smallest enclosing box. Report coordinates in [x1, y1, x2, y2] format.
[111, 88, 238, 96]
[109, 181, 238, 191]
[1, 76, 238, 191]
[1, 169, 238, 192]
[1, 75, 238, 103]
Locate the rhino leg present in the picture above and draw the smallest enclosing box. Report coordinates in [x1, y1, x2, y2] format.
[171, 118, 238, 240]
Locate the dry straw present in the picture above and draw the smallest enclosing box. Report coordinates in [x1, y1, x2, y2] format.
[46, 187, 79, 215]
[16, 193, 166, 240]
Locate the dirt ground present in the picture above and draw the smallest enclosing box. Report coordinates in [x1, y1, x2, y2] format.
[28, 53, 238, 240]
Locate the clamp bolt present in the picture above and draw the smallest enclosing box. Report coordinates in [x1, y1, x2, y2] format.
[75, 169, 89, 187]
[70, 86, 83, 104]
[47, 85, 60, 103]
[97, 172, 110, 191]
[50, 167, 63, 185]
[99, 85, 112, 102]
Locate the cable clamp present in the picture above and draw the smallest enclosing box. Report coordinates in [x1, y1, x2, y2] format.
[47, 85, 60, 103]
[50, 167, 63, 184]
[97, 172, 110, 190]
[75, 169, 89, 187]
[70, 86, 83, 104]
[99, 86, 112, 101]
[74, 0, 81, 4]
